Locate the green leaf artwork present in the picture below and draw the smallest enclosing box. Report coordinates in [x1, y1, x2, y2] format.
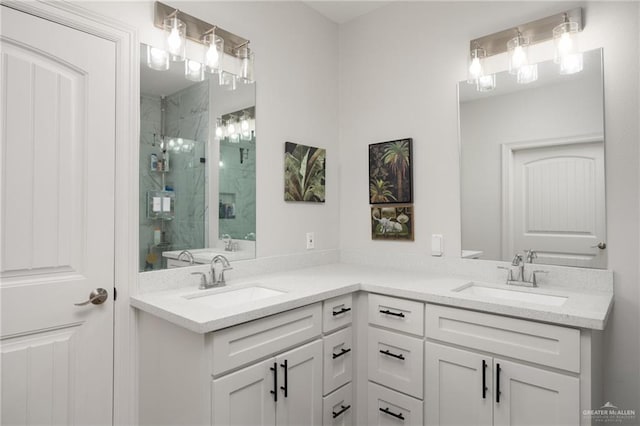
[284, 142, 326, 203]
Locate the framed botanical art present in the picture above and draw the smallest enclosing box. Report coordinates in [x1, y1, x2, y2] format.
[371, 205, 414, 241]
[369, 138, 413, 204]
[284, 141, 326, 202]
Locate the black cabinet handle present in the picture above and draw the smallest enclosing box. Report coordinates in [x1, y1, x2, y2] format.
[269, 362, 278, 402]
[332, 348, 351, 359]
[280, 359, 288, 398]
[379, 309, 405, 318]
[379, 407, 405, 421]
[482, 360, 487, 399]
[379, 349, 405, 360]
[332, 307, 351, 316]
[332, 404, 351, 419]
[496, 363, 501, 403]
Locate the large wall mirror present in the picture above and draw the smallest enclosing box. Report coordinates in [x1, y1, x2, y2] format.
[139, 44, 256, 272]
[459, 48, 606, 268]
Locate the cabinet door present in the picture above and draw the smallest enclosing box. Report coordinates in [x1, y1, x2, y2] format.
[493, 358, 579, 426]
[212, 358, 277, 426]
[425, 342, 493, 426]
[276, 340, 323, 426]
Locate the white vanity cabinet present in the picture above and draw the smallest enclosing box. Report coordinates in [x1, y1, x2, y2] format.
[138, 303, 324, 426]
[425, 304, 596, 426]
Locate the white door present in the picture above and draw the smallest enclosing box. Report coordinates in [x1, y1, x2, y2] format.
[212, 358, 277, 426]
[493, 359, 579, 426]
[276, 340, 323, 426]
[505, 140, 606, 267]
[424, 343, 493, 426]
[1, 5, 116, 425]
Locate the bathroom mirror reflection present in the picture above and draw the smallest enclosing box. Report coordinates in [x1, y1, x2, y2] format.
[139, 44, 256, 272]
[459, 48, 606, 268]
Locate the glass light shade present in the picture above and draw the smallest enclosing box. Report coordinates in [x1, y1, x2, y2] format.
[215, 118, 224, 139]
[226, 118, 237, 137]
[517, 64, 538, 84]
[163, 16, 186, 62]
[185, 60, 205, 82]
[219, 71, 237, 91]
[553, 21, 580, 64]
[559, 53, 583, 75]
[476, 74, 496, 92]
[507, 35, 530, 75]
[146, 45, 170, 71]
[467, 47, 486, 84]
[203, 32, 224, 73]
[237, 45, 255, 83]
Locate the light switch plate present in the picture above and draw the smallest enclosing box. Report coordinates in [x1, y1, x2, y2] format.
[431, 234, 443, 256]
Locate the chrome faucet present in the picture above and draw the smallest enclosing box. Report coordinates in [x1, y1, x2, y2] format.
[498, 251, 547, 287]
[221, 234, 233, 251]
[210, 255, 233, 286]
[178, 249, 195, 265]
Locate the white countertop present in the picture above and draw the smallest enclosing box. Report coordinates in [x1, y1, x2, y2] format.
[130, 263, 614, 334]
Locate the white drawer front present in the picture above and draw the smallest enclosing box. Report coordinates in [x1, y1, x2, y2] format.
[323, 383, 353, 426]
[368, 382, 423, 426]
[369, 294, 424, 336]
[368, 327, 423, 399]
[425, 304, 580, 373]
[210, 304, 322, 375]
[323, 294, 353, 333]
[324, 327, 353, 395]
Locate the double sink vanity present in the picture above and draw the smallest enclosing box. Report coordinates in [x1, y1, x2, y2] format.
[132, 262, 613, 426]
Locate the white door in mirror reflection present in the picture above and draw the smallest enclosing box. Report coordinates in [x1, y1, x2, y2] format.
[503, 137, 606, 268]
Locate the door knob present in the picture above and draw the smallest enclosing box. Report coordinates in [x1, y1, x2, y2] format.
[74, 288, 108, 306]
[591, 242, 607, 250]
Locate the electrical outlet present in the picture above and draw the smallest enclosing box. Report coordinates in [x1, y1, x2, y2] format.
[306, 232, 315, 250]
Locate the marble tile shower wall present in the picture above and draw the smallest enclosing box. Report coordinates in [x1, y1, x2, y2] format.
[164, 81, 209, 254]
[219, 137, 256, 239]
[139, 81, 209, 271]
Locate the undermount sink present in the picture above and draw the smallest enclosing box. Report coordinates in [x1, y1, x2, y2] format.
[184, 286, 286, 308]
[453, 282, 568, 307]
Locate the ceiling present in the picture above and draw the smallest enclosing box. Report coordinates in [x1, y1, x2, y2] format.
[303, 1, 391, 24]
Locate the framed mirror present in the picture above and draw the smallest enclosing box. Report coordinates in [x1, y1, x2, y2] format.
[459, 48, 606, 268]
[139, 44, 256, 272]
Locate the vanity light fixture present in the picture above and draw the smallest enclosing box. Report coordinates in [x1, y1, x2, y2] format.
[236, 42, 255, 84]
[468, 7, 582, 91]
[185, 59, 205, 82]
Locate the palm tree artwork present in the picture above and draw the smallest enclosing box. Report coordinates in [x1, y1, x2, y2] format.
[369, 138, 412, 204]
[284, 142, 326, 202]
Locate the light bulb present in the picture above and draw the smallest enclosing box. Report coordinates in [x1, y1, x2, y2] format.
[558, 32, 573, 56]
[469, 57, 482, 79]
[206, 45, 219, 67]
[512, 46, 526, 69]
[216, 126, 223, 138]
[227, 122, 236, 135]
[241, 117, 250, 132]
[167, 26, 182, 52]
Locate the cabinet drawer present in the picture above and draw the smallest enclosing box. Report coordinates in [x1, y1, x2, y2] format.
[425, 304, 580, 373]
[369, 294, 424, 336]
[368, 382, 423, 426]
[323, 294, 353, 333]
[323, 383, 353, 426]
[368, 327, 423, 399]
[323, 327, 353, 395]
[210, 304, 322, 375]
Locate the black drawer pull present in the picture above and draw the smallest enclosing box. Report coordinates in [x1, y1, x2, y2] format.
[482, 359, 487, 399]
[332, 348, 351, 359]
[332, 307, 351, 316]
[496, 363, 501, 404]
[269, 362, 277, 402]
[379, 309, 405, 318]
[379, 349, 405, 360]
[380, 407, 405, 421]
[332, 404, 351, 419]
[280, 359, 288, 398]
